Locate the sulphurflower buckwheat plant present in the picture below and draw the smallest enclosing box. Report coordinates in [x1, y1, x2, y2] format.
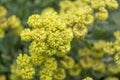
[13, 0, 119, 80]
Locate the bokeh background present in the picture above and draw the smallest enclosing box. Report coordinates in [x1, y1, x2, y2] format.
[0, 0, 120, 80]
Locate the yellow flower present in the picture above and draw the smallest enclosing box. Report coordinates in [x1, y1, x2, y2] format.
[95, 7, 109, 21]
[78, 48, 91, 57]
[93, 40, 106, 50]
[114, 40, 120, 52]
[83, 14, 94, 26]
[10, 64, 23, 80]
[91, 0, 106, 9]
[53, 68, 66, 80]
[114, 52, 120, 65]
[92, 60, 106, 73]
[27, 14, 42, 28]
[0, 6, 7, 18]
[105, 0, 119, 10]
[29, 41, 47, 55]
[79, 57, 94, 69]
[81, 0, 91, 3]
[113, 30, 120, 40]
[20, 28, 32, 41]
[107, 64, 120, 74]
[82, 77, 93, 80]
[43, 58, 57, 71]
[8, 15, 24, 35]
[69, 64, 81, 76]
[8, 15, 21, 29]
[16, 54, 30, 67]
[73, 24, 88, 39]
[60, 56, 75, 69]
[104, 42, 115, 55]
[40, 68, 53, 80]
[0, 18, 8, 30]
[31, 28, 47, 41]
[30, 53, 47, 66]
[21, 66, 35, 79]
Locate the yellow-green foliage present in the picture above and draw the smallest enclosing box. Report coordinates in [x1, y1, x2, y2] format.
[10, 0, 119, 80]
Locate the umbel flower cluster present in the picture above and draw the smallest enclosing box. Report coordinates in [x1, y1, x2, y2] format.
[0, 6, 24, 39]
[10, 0, 119, 80]
[77, 31, 120, 80]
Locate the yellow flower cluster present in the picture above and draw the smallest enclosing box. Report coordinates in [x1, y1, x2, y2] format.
[16, 54, 35, 80]
[14, 0, 119, 80]
[40, 58, 57, 80]
[8, 15, 24, 36]
[75, 30, 120, 79]
[0, 6, 8, 38]
[17, 9, 74, 79]
[21, 11, 73, 56]
[0, 6, 24, 39]
[59, 0, 118, 38]
[10, 64, 23, 80]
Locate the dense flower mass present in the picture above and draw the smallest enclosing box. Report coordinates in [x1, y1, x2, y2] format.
[9, 0, 119, 80]
[21, 11, 73, 56]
